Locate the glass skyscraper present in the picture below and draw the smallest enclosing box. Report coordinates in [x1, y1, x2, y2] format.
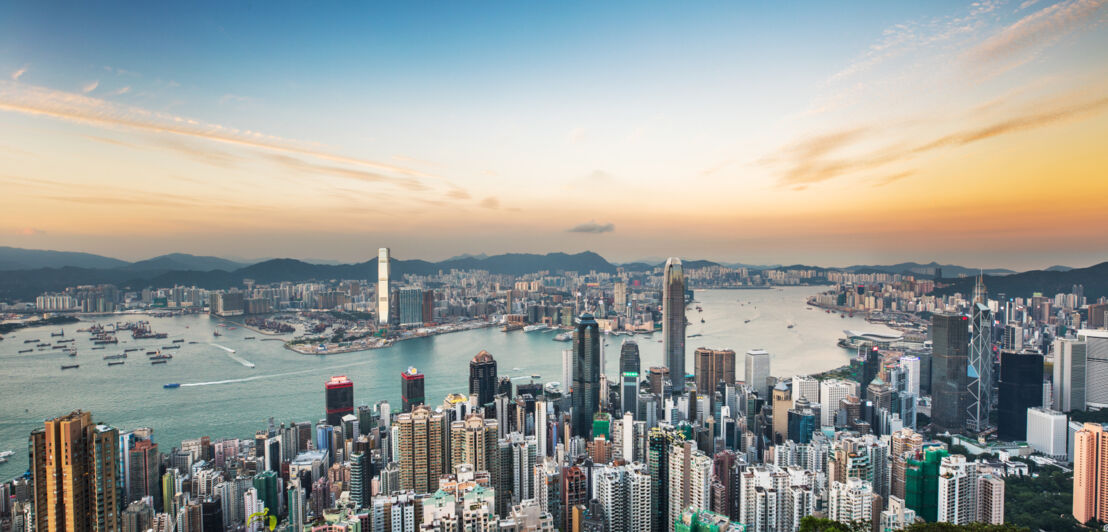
[572, 313, 601, 438]
[663, 257, 686, 393]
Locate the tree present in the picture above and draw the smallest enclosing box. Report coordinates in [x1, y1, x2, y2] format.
[798, 516, 869, 532]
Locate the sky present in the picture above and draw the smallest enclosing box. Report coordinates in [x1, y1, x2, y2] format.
[0, 1, 1106, 270]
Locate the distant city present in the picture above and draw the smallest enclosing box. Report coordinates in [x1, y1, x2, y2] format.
[1, 246, 1105, 532]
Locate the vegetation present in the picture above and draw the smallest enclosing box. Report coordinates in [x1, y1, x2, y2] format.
[1005, 465, 1081, 532]
[1069, 409, 1108, 424]
[798, 517, 870, 532]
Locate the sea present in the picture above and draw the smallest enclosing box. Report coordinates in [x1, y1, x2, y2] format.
[0, 286, 898, 476]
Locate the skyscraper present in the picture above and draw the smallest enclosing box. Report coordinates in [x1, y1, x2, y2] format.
[398, 287, 424, 327]
[1074, 423, 1108, 524]
[396, 405, 445, 493]
[620, 340, 641, 377]
[1053, 338, 1087, 412]
[1078, 330, 1108, 408]
[31, 410, 121, 532]
[967, 297, 993, 433]
[325, 375, 354, 426]
[401, 367, 425, 413]
[470, 350, 498, 407]
[663, 257, 686, 392]
[377, 247, 390, 325]
[571, 313, 601, 438]
[128, 439, 161, 511]
[744, 349, 770, 399]
[694, 348, 736, 401]
[997, 350, 1043, 441]
[931, 314, 969, 432]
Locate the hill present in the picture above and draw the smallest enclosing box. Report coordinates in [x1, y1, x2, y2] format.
[934, 261, 1108, 300]
[122, 253, 248, 272]
[0, 246, 129, 271]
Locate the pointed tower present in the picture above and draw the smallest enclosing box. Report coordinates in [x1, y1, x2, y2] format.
[973, 272, 987, 304]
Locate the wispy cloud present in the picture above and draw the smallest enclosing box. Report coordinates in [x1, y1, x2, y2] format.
[81, 80, 99, 94]
[11, 65, 28, 81]
[219, 93, 252, 105]
[478, 196, 500, 209]
[17, 227, 45, 236]
[968, 0, 1107, 65]
[1017, 0, 1041, 11]
[111, 86, 131, 96]
[873, 170, 915, 187]
[446, 189, 471, 200]
[567, 221, 615, 234]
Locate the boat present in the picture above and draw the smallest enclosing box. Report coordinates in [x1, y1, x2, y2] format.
[51, 330, 64, 337]
[150, 354, 173, 360]
[124, 348, 139, 352]
[531, 374, 541, 379]
[18, 348, 32, 353]
[61, 364, 79, 370]
[23, 339, 38, 343]
[213, 331, 221, 337]
[36, 343, 49, 347]
[244, 336, 255, 340]
[0, 450, 13, 459]
[0, 457, 7, 464]
[689, 333, 702, 338]
[787, 324, 795, 329]
[552, 333, 571, 342]
[700, 318, 705, 323]
[162, 345, 180, 349]
[103, 354, 127, 360]
[151, 360, 167, 365]
[107, 361, 125, 366]
[163, 383, 181, 389]
[91, 346, 105, 350]
[172, 339, 185, 343]
[522, 324, 549, 332]
[68, 352, 77, 357]
[744, 319, 751, 324]
[145, 351, 158, 355]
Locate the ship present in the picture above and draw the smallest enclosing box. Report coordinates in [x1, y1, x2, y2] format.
[164, 383, 181, 389]
[51, 330, 64, 337]
[150, 354, 173, 360]
[61, 364, 79, 370]
[151, 360, 167, 365]
[522, 324, 549, 332]
[244, 336, 255, 340]
[0, 450, 13, 459]
[145, 351, 158, 355]
[172, 339, 185, 343]
[744, 319, 751, 324]
[107, 361, 125, 366]
[36, 343, 49, 347]
[103, 354, 127, 360]
[124, 348, 139, 352]
[162, 345, 180, 349]
[91, 346, 105, 350]
[213, 331, 222, 337]
[18, 348, 33, 353]
[552, 332, 572, 342]
[23, 339, 38, 343]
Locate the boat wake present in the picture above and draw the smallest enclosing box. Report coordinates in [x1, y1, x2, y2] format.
[180, 358, 376, 387]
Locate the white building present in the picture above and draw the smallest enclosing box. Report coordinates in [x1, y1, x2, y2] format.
[828, 478, 875, 526]
[594, 462, 651, 532]
[937, 456, 977, 525]
[819, 379, 858, 427]
[1053, 338, 1087, 412]
[1077, 330, 1108, 407]
[879, 495, 917, 532]
[667, 442, 712, 531]
[792, 376, 820, 410]
[745, 349, 771, 399]
[377, 247, 390, 325]
[1026, 407, 1068, 460]
[899, 356, 921, 397]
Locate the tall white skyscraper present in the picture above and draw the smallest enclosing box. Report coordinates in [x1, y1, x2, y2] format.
[663, 257, 686, 392]
[562, 349, 572, 395]
[937, 455, 977, 525]
[745, 349, 771, 399]
[819, 379, 858, 427]
[900, 356, 921, 397]
[792, 375, 820, 409]
[377, 247, 391, 325]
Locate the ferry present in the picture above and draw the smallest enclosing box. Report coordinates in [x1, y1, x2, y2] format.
[61, 364, 79, 370]
[552, 333, 571, 342]
[151, 360, 167, 365]
[107, 361, 125, 366]
[522, 324, 549, 332]
[0, 450, 13, 459]
[163, 383, 181, 389]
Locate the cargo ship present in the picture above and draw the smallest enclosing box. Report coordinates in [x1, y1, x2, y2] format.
[103, 354, 127, 360]
[61, 364, 79, 370]
[150, 354, 173, 360]
[172, 339, 185, 343]
[107, 361, 125, 366]
[151, 360, 167, 365]
[18, 348, 32, 353]
[124, 348, 139, 352]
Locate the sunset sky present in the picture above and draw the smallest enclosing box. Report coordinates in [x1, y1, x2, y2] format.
[1, 1, 1106, 269]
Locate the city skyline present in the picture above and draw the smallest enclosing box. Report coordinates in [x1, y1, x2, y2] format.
[1, 2, 1107, 269]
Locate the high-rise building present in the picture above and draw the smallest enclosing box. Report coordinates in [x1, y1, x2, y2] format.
[30, 410, 121, 532]
[694, 348, 736, 401]
[997, 349, 1043, 441]
[449, 414, 498, 474]
[828, 478, 876, 527]
[967, 296, 993, 433]
[931, 314, 970, 432]
[744, 349, 770, 399]
[936, 455, 1002, 525]
[401, 367, 425, 413]
[623, 372, 640, 417]
[1053, 338, 1087, 412]
[614, 282, 628, 313]
[398, 287, 424, 327]
[325, 375, 354, 426]
[378, 247, 391, 325]
[663, 257, 686, 392]
[792, 376, 819, 410]
[819, 379, 856, 427]
[572, 313, 601, 438]
[1074, 422, 1108, 524]
[1078, 330, 1108, 408]
[396, 405, 445, 493]
[771, 382, 791, 445]
[470, 350, 498, 408]
[621, 340, 641, 377]
[128, 439, 161, 510]
[667, 441, 713, 531]
[1026, 407, 1067, 459]
[905, 447, 947, 522]
[595, 462, 651, 532]
[899, 356, 921, 398]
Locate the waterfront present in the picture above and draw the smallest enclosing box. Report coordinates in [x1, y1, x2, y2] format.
[0, 286, 897, 476]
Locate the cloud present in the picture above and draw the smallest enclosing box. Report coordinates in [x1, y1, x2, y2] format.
[11, 65, 27, 81]
[1017, 0, 1041, 11]
[446, 189, 471, 200]
[81, 81, 99, 94]
[567, 221, 615, 234]
[873, 170, 915, 187]
[913, 95, 1108, 152]
[478, 196, 500, 209]
[18, 227, 44, 236]
[968, 0, 1107, 65]
[111, 86, 131, 96]
[219, 93, 251, 105]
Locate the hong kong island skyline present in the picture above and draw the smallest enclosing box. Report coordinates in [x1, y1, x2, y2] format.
[1, 2, 1107, 270]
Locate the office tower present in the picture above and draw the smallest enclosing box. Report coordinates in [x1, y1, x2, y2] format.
[996, 349, 1044, 441]
[623, 372, 640, 416]
[128, 439, 161, 510]
[621, 340, 641, 376]
[536, 398, 549, 458]
[1054, 338, 1088, 412]
[396, 405, 445, 493]
[560, 466, 589, 531]
[562, 349, 573, 395]
[377, 247, 390, 325]
[470, 350, 498, 407]
[349, 452, 370, 509]
[663, 257, 686, 392]
[648, 367, 670, 396]
[398, 287, 424, 327]
[1089, 303, 1108, 329]
[860, 346, 881, 400]
[1003, 323, 1024, 350]
[1026, 407, 1067, 459]
[792, 376, 819, 409]
[324, 375, 354, 426]
[828, 478, 876, 526]
[572, 313, 601, 438]
[122, 501, 155, 532]
[899, 356, 921, 397]
[819, 379, 856, 427]
[744, 350, 770, 399]
[931, 313, 970, 432]
[967, 298, 993, 433]
[1078, 330, 1108, 407]
[595, 462, 651, 532]
[667, 441, 713, 531]
[287, 483, 306, 532]
[769, 382, 791, 444]
[252, 471, 279, 521]
[31, 410, 121, 532]
[694, 348, 736, 400]
[1074, 422, 1108, 524]
[401, 367, 425, 413]
[449, 414, 499, 473]
[787, 396, 817, 444]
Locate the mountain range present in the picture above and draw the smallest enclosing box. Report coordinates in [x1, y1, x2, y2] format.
[0, 245, 1098, 303]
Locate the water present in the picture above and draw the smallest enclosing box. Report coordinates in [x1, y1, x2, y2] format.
[0, 286, 897, 475]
